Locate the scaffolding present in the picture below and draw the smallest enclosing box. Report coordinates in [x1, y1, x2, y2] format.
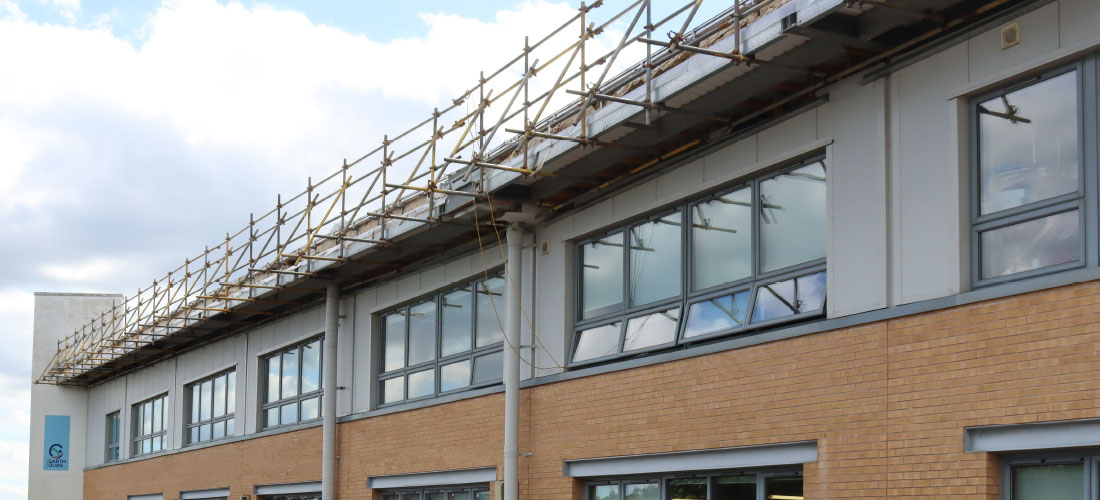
[36, 0, 1019, 385]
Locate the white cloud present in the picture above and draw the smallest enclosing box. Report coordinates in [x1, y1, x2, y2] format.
[39, 257, 126, 283]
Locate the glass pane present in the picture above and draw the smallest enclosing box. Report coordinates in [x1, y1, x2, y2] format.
[302, 339, 321, 394]
[981, 210, 1080, 279]
[764, 476, 802, 500]
[476, 276, 506, 347]
[473, 351, 503, 384]
[384, 312, 407, 372]
[623, 308, 679, 352]
[581, 232, 624, 319]
[142, 402, 152, 435]
[141, 438, 151, 454]
[980, 71, 1079, 215]
[427, 494, 445, 500]
[572, 322, 621, 362]
[281, 348, 299, 399]
[408, 300, 438, 366]
[190, 427, 198, 444]
[226, 417, 234, 437]
[408, 369, 435, 399]
[590, 485, 619, 500]
[267, 355, 281, 403]
[281, 402, 298, 425]
[629, 211, 682, 306]
[440, 359, 472, 392]
[383, 495, 399, 500]
[669, 478, 706, 500]
[441, 287, 474, 357]
[199, 423, 211, 442]
[266, 407, 279, 427]
[624, 482, 659, 500]
[109, 414, 119, 443]
[1013, 463, 1083, 500]
[693, 187, 752, 290]
[751, 271, 827, 324]
[190, 386, 200, 423]
[212, 420, 225, 439]
[151, 435, 161, 452]
[760, 161, 827, 272]
[213, 375, 226, 418]
[714, 475, 755, 500]
[153, 397, 163, 432]
[227, 371, 236, 414]
[199, 381, 212, 421]
[474, 492, 490, 500]
[382, 376, 404, 404]
[300, 396, 320, 421]
[450, 491, 471, 500]
[684, 290, 750, 338]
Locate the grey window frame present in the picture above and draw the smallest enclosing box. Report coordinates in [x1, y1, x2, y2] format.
[131, 393, 168, 458]
[185, 367, 236, 446]
[1000, 450, 1100, 500]
[105, 410, 120, 462]
[377, 272, 506, 407]
[970, 58, 1099, 287]
[378, 484, 491, 500]
[260, 336, 323, 430]
[571, 156, 828, 367]
[582, 467, 803, 500]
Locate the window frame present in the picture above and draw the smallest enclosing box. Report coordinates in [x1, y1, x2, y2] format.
[1000, 450, 1100, 500]
[970, 59, 1098, 287]
[131, 393, 169, 458]
[185, 367, 237, 446]
[570, 156, 829, 367]
[377, 272, 507, 407]
[260, 336, 323, 430]
[581, 467, 804, 500]
[378, 484, 492, 500]
[105, 410, 120, 462]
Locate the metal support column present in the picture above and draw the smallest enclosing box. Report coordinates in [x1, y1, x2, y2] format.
[322, 281, 340, 500]
[504, 223, 523, 500]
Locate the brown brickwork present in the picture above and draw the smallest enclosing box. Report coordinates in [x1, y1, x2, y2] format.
[84, 281, 1100, 499]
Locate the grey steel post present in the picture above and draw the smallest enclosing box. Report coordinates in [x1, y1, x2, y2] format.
[504, 223, 523, 500]
[322, 281, 339, 500]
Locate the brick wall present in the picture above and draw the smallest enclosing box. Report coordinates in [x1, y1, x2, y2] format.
[84, 281, 1100, 499]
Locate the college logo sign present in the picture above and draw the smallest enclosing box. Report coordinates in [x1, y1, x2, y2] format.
[43, 415, 69, 471]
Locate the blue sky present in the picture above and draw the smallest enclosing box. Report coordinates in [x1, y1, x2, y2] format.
[0, 0, 727, 498]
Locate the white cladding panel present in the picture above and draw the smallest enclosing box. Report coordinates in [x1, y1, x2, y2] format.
[84, 377, 125, 467]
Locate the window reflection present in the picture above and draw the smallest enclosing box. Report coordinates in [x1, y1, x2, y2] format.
[476, 277, 506, 347]
[624, 483, 658, 500]
[684, 290, 750, 339]
[714, 475, 756, 500]
[980, 71, 1078, 215]
[408, 300, 437, 366]
[751, 271, 827, 324]
[623, 308, 679, 352]
[981, 210, 1079, 279]
[693, 187, 752, 290]
[582, 232, 624, 318]
[441, 288, 473, 357]
[759, 162, 827, 273]
[1012, 463, 1084, 500]
[629, 212, 682, 306]
[572, 322, 621, 362]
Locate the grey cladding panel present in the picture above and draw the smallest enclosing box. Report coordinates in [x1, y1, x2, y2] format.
[562, 441, 818, 477]
[965, 418, 1100, 452]
[368, 467, 498, 489]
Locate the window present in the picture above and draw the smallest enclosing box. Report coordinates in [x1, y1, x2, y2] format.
[105, 411, 120, 462]
[380, 485, 491, 500]
[261, 496, 319, 500]
[972, 64, 1090, 285]
[584, 470, 803, 500]
[1002, 452, 1100, 499]
[262, 338, 322, 429]
[186, 369, 236, 445]
[131, 393, 168, 457]
[573, 158, 827, 365]
[379, 273, 506, 406]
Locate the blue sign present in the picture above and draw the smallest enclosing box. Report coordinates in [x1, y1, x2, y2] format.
[43, 415, 69, 471]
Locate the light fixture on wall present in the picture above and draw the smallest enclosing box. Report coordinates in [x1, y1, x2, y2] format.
[1001, 22, 1020, 49]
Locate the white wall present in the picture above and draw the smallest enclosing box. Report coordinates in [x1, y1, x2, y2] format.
[30, 293, 121, 500]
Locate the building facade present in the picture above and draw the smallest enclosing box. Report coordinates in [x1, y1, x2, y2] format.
[28, 0, 1100, 498]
